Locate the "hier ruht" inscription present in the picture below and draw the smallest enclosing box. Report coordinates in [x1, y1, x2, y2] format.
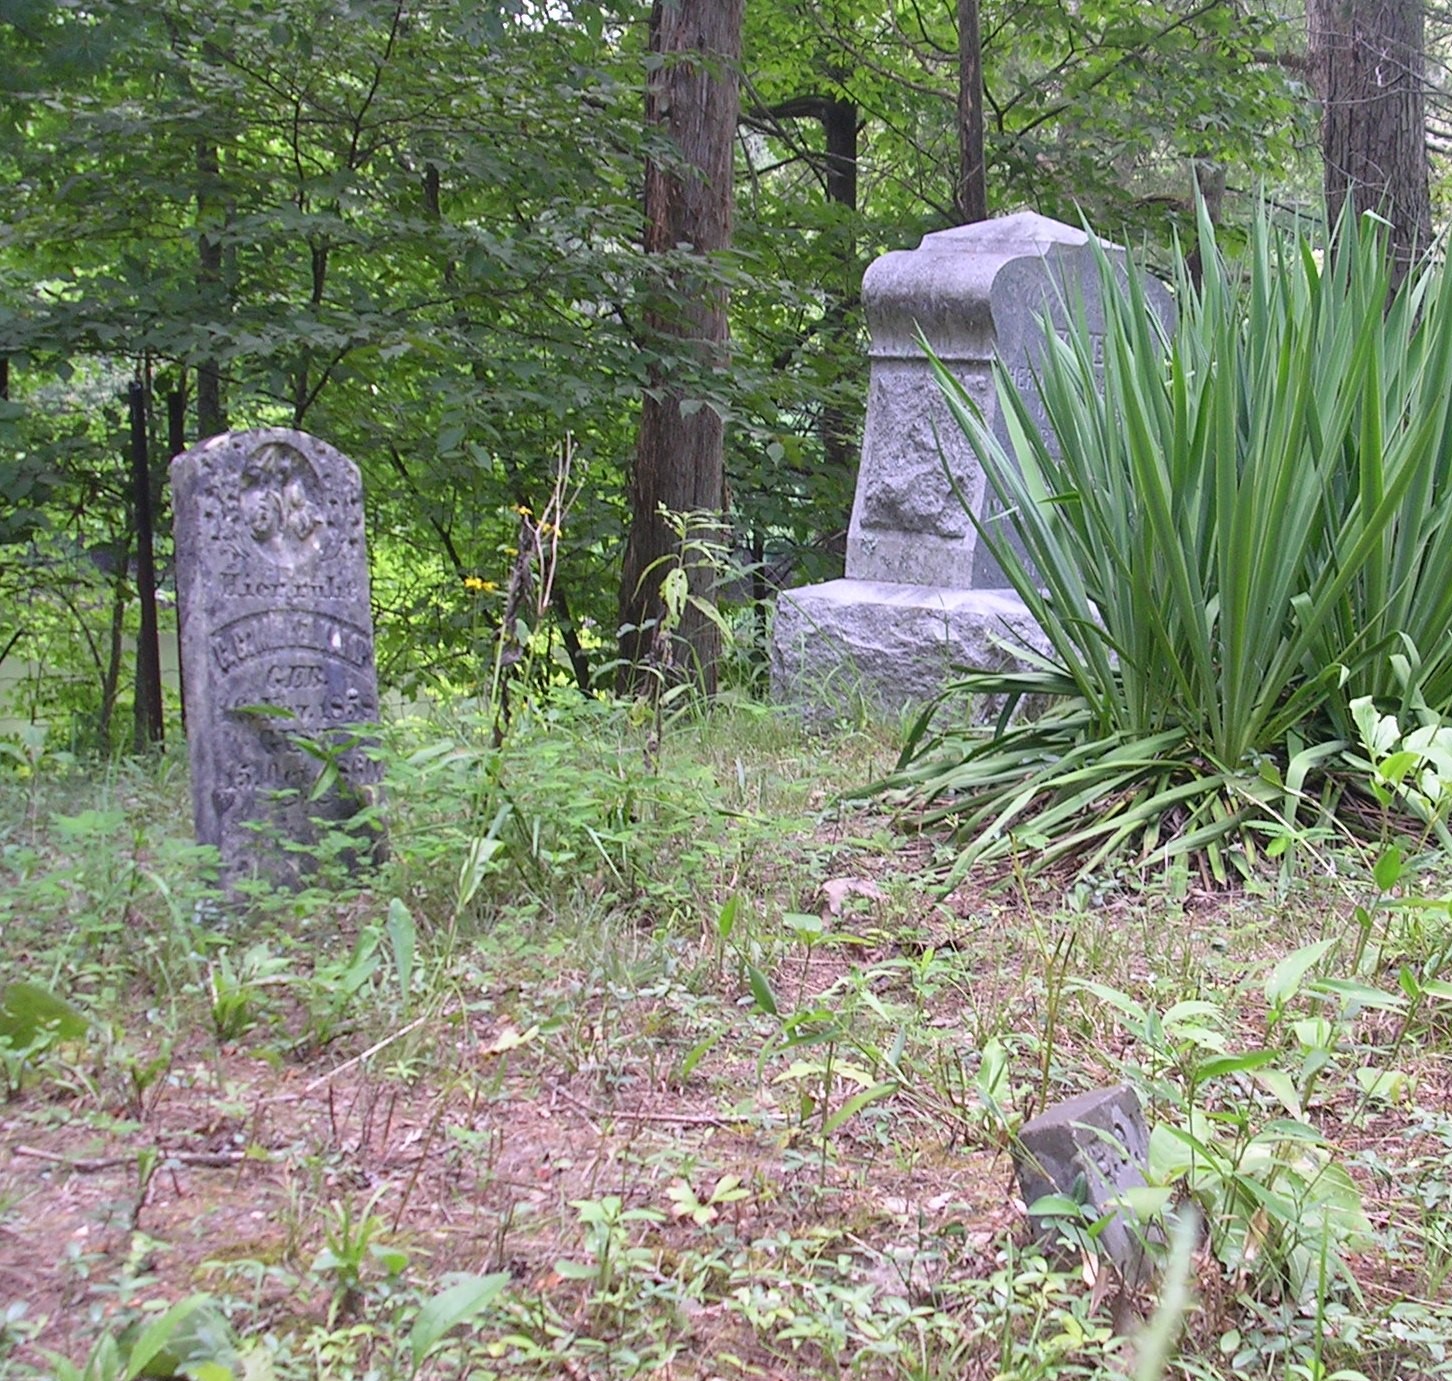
[172, 429, 384, 888]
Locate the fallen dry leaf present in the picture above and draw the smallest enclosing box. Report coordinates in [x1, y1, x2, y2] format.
[819, 876, 887, 916]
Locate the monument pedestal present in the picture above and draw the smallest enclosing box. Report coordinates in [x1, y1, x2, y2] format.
[771, 212, 1172, 721]
[771, 579, 1047, 722]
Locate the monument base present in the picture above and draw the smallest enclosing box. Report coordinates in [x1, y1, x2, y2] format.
[770, 578, 1050, 723]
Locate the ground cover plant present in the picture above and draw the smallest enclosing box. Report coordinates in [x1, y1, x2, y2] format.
[874, 207, 1452, 886]
[2, 693, 1452, 1379]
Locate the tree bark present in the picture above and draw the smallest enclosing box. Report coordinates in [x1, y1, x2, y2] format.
[618, 0, 744, 695]
[818, 96, 860, 529]
[956, 0, 988, 224]
[1308, 0, 1430, 286]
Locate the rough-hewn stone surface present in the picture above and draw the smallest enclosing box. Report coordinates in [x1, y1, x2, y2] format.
[773, 212, 1172, 718]
[771, 580, 1046, 723]
[172, 429, 383, 887]
[1013, 1085, 1157, 1286]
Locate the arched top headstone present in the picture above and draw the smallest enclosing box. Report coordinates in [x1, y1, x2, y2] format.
[171, 428, 383, 889]
[862, 212, 1096, 362]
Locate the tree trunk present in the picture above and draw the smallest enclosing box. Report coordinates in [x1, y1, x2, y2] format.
[1308, 0, 1430, 286]
[618, 0, 744, 695]
[819, 97, 859, 542]
[955, 0, 988, 224]
[129, 381, 164, 752]
[167, 385, 189, 732]
[196, 138, 227, 437]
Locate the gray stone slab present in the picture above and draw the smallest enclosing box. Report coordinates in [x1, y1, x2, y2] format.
[171, 429, 384, 889]
[770, 578, 1047, 723]
[1013, 1085, 1157, 1286]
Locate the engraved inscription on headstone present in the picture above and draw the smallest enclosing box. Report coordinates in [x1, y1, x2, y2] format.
[172, 429, 384, 887]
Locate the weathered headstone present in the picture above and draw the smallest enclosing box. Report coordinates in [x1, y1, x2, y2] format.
[1012, 1085, 1157, 1286]
[172, 429, 384, 888]
[771, 212, 1174, 718]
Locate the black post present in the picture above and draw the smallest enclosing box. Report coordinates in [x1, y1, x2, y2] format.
[166, 386, 188, 732]
[130, 381, 164, 750]
[167, 388, 186, 459]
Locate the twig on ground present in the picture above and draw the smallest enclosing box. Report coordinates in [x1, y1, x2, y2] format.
[304, 1013, 434, 1092]
[15, 1145, 253, 1173]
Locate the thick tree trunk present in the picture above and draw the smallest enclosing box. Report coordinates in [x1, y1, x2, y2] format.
[955, 0, 988, 224]
[618, 0, 744, 695]
[1308, 0, 1430, 286]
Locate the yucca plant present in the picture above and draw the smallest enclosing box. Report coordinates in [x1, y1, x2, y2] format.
[872, 206, 1452, 883]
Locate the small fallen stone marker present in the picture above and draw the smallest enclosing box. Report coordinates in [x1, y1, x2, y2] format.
[1012, 1084, 1158, 1287]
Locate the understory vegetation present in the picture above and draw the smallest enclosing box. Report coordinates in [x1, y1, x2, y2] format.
[3, 693, 1452, 1379]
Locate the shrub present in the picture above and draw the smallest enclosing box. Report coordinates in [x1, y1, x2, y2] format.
[874, 207, 1452, 883]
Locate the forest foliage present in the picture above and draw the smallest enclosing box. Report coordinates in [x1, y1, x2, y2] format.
[0, 0, 1382, 742]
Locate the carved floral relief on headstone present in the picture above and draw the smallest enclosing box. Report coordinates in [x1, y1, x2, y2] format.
[171, 429, 384, 887]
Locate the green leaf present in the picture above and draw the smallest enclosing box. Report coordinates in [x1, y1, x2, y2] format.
[1026, 1193, 1085, 1219]
[680, 1028, 724, 1082]
[1115, 1184, 1174, 1219]
[783, 911, 823, 937]
[821, 1080, 897, 1134]
[716, 894, 739, 940]
[1255, 1067, 1304, 1115]
[409, 1273, 511, 1372]
[370, 1242, 409, 1275]
[746, 964, 778, 1017]
[1372, 845, 1404, 890]
[124, 1294, 223, 1379]
[976, 1036, 1009, 1106]
[385, 898, 416, 1003]
[660, 565, 689, 620]
[0, 981, 89, 1047]
[1265, 939, 1337, 1010]
[1195, 1048, 1278, 1081]
[1355, 1067, 1410, 1103]
[457, 836, 504, 911]
[1310, 977, 1407, 1012]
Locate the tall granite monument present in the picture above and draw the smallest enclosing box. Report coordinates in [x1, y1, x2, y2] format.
[172, 429, 383, 886]
[771, 212, 1174, 717]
